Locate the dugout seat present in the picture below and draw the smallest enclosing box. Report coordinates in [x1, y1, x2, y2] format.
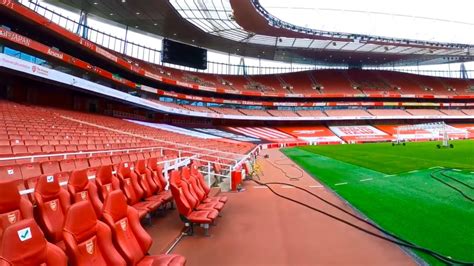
[63, 201, 126, 266]
[135, 160, 171, 207]
[102, 191, 186, 266]
[0, 180, 33, 234]
[116, 162, 160, 216]
[95, 165, 121, 202]
[0, 219, 67, 265]
[169, 170, 218, 236]
[68, 169, 103, 218]
[33, 174, 71, 250]
[191, 163, 227, 203]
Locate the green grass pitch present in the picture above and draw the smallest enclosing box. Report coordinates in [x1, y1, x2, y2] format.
[282, 140, 474, 266]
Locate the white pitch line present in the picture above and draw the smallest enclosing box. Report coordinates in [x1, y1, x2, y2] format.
[470, 172, 474, 174]
[335, 182, 348, 186]
[452, 169, 461, 172]
[384, 174, 395, 177]
[309, 185, 324, 188]
[429, 166, 443, 169]
[408, 170, 419, 173]
[360, 178, 373, 182]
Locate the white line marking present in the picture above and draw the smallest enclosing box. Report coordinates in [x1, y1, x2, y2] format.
[429, 166, 442, 169]
[384, 174, 395, 177]
[335, 182, 348, 186]
[452, 169, 461, 172]
[408, 170, 419, 173]
[360, 178, 373, 182]
[470, 172, 474, 174]
[253, 186, 268, 189]
[281, 185, 294, 189]
[309, 185, 323, 188]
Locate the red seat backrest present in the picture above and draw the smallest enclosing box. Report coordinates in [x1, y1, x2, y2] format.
[169, 170, 193, 216]
[134, 160, 158, 197]
[0, 219, 67, 265]
[102, 191, 152, 265]
[182, 167, 205, 201]
[0, 180, 33, 234]
[95, 165, 121, 202]
[117, 162, 142, 205]
[147, 158, 167, 189]
[63, 201, 126, 266]
[74, 159, 89, 170]
[99, 156, 113, 166]
[68, 169, 103, 217]
[191, 163, 210, 195]
[41, 161, 61, 175]
[59, 159, 75, 172]
[0, 165, 22, 181]
[34, 175, 71, 244]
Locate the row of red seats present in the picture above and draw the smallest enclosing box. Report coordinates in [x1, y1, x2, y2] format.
[169, 164, 228, 236]
[0, 179, 185, 265]
[9, 157, 174, 250]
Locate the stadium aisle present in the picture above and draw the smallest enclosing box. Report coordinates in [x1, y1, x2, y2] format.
[158, 149, 416, 265]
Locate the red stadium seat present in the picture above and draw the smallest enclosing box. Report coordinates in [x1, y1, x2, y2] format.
[0, 180, 33, 230]
[33, 174, 71, 250]
[63, 201, 126, 266]
[183, 166, 227, 205]
[191, 163, 227, 203]
[68, 169, 103, 217]
[116, 162, 160, 217]
[95, 165, 121, 202]
[169, 170, 218, 236]
[0, 219, 67, 265]
[102, 191, 186, 266]
[134, 159, 170, 208]
[175, 168, 223, 212]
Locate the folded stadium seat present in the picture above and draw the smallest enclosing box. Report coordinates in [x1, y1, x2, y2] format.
[42, 145, 55, 153]
[169, 170, 218, 236]
[0, 146, 12, 157]
[102, 191, 186, 266]
[68, 169, 103, 218]
[9, 139, 24, 146]
[99, 156, 113, 166]
[34, 174, 71, 250]
[41, 161, 69, 183]
[27, 145, 42, 154]
[0, 180, 33, 231]
[0, 219, 67, 265]
[129, 153, 138, 162]
[12, 145, 28, 155]
[134, 159, 172, 208]
[116, 162, 161, 217]
[136, 153, 145, 160]
[20, 162, 43, 199]
[0, 165, 22, 182]
[74, 158, 90, 170]
[190, 163, 227, 203]
[182, 166, 227, 205]
[120, 154, 131, 163]
[63, 201, 127, 266]
[179, 167, 224, 211]
[59, 159, 76, 172]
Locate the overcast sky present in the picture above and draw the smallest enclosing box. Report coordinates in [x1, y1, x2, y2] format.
[260, 0, 474, 44]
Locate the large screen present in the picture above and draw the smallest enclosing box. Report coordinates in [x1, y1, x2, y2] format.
[161, 39, 207, 70]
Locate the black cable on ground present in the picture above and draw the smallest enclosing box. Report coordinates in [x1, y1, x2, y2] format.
[440, 170, 474, 190]
[430, 169, 474, 202]
[265, 157, 303, 181]
[250, 178, 474, 265]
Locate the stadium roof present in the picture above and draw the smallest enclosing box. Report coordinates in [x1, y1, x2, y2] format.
[47, 0, 474, 67]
